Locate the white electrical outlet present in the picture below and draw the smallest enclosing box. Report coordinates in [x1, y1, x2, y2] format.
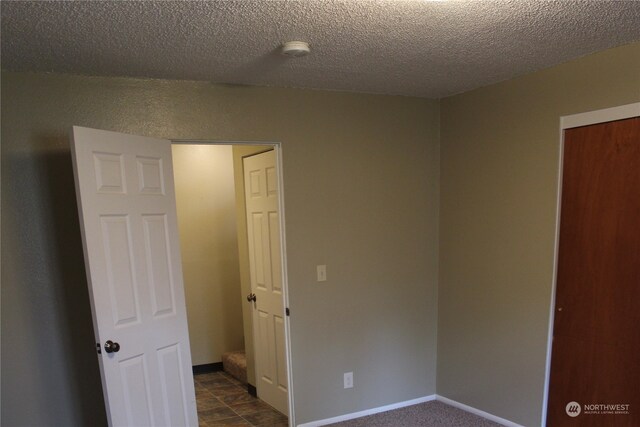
[317, 265, 327, 282]
[344, 372, 353, 389]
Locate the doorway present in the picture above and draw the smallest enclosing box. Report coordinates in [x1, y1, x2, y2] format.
[70, 127, 294, 426]
[544, 104, 640, 426]
[171, 142, 292, 426]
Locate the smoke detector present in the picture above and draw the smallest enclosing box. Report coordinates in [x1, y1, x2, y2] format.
[281, 41, 310, 57]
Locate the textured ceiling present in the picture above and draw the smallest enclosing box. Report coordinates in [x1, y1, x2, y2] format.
[2, 0, 640, 98]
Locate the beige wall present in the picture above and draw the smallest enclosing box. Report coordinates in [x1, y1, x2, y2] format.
[172, 144, 244, 366]
[1, 72, 440, 426]
[438, 42, 640, 426]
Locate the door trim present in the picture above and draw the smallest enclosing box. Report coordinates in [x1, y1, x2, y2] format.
[171, 139, 296, 426]
[541, 102, 640, 426]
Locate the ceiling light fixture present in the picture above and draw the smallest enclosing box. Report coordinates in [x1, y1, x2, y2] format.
[281, 41, 310, 57]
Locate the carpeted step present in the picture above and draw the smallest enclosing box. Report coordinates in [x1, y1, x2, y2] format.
[222, 350, 247, 384]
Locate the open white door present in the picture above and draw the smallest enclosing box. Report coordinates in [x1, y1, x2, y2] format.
[243, 151, 289, 415]
[71, 126, 197, 427]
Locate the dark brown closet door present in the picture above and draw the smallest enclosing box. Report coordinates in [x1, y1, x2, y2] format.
[547, 117, 640, 426]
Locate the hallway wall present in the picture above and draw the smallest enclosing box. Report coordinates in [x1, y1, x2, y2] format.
[173, 144, 244, 366]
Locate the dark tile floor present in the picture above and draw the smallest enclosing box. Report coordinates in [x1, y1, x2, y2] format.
[195, 372, 288, 427]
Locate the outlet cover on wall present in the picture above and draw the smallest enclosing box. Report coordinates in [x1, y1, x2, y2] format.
[344, 372, 353, 389]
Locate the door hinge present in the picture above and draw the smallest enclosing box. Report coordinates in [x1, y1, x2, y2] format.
[286, 307, 290, 316]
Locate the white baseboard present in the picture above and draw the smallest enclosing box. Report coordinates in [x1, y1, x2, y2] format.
[296, 393, 525, 427]
[436, 395, 524, 427]
[296, 395, 437, 427]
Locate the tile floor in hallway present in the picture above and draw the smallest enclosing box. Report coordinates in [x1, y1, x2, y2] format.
[195, 372, 288, 427]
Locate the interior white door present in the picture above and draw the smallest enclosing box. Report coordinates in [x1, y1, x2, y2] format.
[71, 126, 198, 427]
[243, 150, 288, 415]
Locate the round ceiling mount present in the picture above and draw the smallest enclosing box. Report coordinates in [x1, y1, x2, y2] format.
[281, 41, 310, 57]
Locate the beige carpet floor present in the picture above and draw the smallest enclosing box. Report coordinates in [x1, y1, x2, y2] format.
[326, 401, 503, 427]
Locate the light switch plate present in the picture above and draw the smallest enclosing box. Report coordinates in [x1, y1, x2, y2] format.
[317, 265, 327, 282]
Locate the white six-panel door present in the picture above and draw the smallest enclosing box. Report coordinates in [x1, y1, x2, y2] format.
[71, 126, 198, 427]
[243, 151, 289, 415]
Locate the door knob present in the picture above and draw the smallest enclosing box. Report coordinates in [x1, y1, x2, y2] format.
[246, 293, 257, 302]
[104, 340, 120, 353]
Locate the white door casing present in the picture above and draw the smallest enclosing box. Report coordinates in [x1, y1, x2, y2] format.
[243, 151, 289, 415]
[71, 126, 198, 427]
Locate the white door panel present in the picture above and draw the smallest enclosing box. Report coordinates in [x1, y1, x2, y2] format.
[71, 126, 197, 427]
[243, 150, 288, 415]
